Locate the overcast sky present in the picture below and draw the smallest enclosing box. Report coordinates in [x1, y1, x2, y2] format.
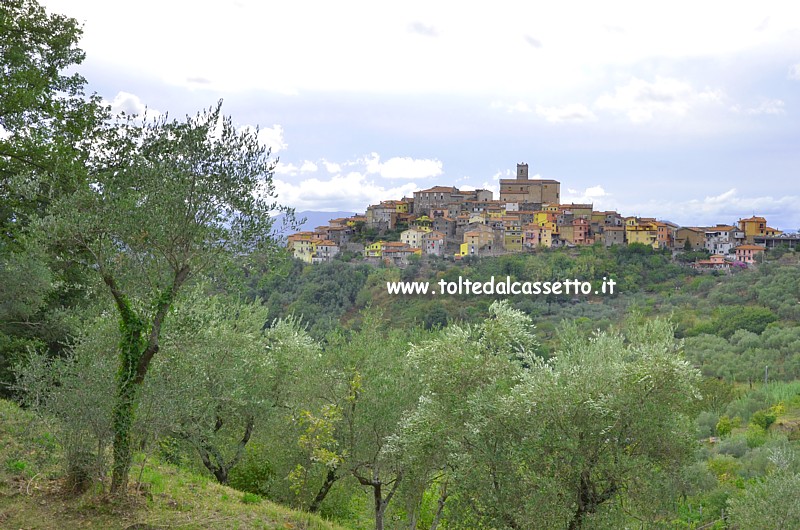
[43, 0, 800, 229]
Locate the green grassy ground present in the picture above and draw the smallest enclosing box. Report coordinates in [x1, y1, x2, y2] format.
[0, 399, 346, 530]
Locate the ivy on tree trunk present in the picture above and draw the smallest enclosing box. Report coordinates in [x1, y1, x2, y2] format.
[105, 266, 189, 493]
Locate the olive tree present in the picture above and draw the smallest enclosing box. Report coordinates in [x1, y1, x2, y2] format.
[17, 288, 309, 491]
[510, 318, 701, 529]
[38, 102, 288, 493]
[150, 292, 317, 485]
[389, 300, 538, 529]
[394, 304, 700, 529]
[285, 309, 428, 529]
[727, 470, 800, 528]
[15, 314, 118, 492]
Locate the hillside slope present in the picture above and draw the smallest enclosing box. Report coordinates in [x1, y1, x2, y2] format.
[0, 400, 346, 530]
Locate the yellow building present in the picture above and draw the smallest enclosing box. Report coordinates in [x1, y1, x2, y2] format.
[560, 203, 593, 219]
[381, 199, 410, 214]
[292, 239, 316, 263]
[468, 212, 487, 225]
[559, 225, 575, 245]
[534, 210, 558, 227]
[675, 227, 707, 250]
[287, 232, 317, 263]
[364, 241, 386, 258]
[457, 241, 489, 258]
[401, 228, 428, 248]
[738, 216, 767, 241]
[365, 241, 418, 259]
[411, 215, 433, 231]
[625, 219, 659, 248]
[502, 216, 523, 252]
[462, 224, 494, 257]
[591, 211, 607, 226]
[346, 215, 366, 227]
[503, 232, 523, 252]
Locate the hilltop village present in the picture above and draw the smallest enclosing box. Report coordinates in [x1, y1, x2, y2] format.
[287, 163, 798, 268]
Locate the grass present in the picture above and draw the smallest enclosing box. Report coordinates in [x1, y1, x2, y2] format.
[0, 399, 347, 529]
[760, 380, 800, 407]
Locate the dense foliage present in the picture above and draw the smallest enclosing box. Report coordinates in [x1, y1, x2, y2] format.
[0, 0, 102, 399]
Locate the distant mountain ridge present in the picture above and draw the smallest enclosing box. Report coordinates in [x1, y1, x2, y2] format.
[272, 210, 357, 238]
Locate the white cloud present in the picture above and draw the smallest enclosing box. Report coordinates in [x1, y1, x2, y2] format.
[702, 188, 737, 204]
[105, 91, 161, 118]
[626, 188, 800, 228]
[789, 63, 800, 80]
[563, 185, 612, 207]
[257, 124, 287, 153]
[49, 0, 800, 102]
[524, 35, 542, 48]
[271, 151, 445, 209]
[364, 152, 443, 180]
[408, 21, 437, 37]
[490, 101, 533, 113]
[61, 1, 800, 96]
[105, 91, 152, 116]
[557, 186, 798, 229]
[274, 162, 299, 175]
[536, 103, 597, 123]
[274, 172, 419, 212]
[746, 98, 785, 115]
[594, 77, 723, 123]
[322, 159, 341, 173]
[300, 160, 318, 172]
[239, 124, 288, 153]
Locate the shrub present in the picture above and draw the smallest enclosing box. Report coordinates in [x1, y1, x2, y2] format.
[697, 411, 719, 438]
[750, 409, 777, 431]
[241, 492, 261, 504]
[679, 462, 719, 496]
[745, 424, 768, 449]
[717, 435, 749, 458]
[725, 392, 769, 423]
[716, 306, 778, 339]
[227, 444, 276, 497]
[707, 454, 741, 482]
[64, 450, 95, 494]
[716, 415, 735, 437]
[5, 458, 29, 475]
